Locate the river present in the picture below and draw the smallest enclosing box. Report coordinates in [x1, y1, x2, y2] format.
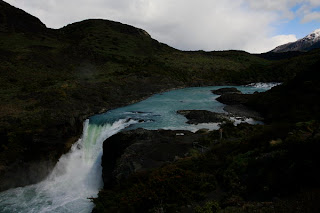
[0, 84, 278, 213]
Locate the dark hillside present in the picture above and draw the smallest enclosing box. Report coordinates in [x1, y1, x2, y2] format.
[0, 0, 46, 33]
[247, 59, 320, 123]
[59, 19, 174, 61]
[257, 51, 304, 60]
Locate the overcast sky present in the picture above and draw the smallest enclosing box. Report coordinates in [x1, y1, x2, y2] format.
[6, 0, 320, 53]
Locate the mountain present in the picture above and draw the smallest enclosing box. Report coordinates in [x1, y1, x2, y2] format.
[271, 29, 320, 53]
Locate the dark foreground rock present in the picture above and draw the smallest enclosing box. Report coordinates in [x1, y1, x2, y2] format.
[216, 93, 251, 105]
[101, 128, 207, 187]
[214, 90, 263, 121]
[177, 110, 228, 124]
[211, 87, 241, 95]
[223, 105, 263, 121]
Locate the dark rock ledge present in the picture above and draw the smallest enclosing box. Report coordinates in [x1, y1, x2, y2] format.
[216, 93, 251, 105]
[211, 87, 241, 95]
[177, 110, 228, 124]
[215, 88, 263, 121]
[223, 105, 263, 121]
[101, 128, 208, 187]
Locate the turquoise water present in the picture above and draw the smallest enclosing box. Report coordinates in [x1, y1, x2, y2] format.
[90, 85, 272, 131]
[0, 84, 277, 213]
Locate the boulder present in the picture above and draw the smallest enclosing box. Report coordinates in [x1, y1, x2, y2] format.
[101, 129, 205, 187]
[177, 110, 228, 124]
[223, 105, 263, 121]
[216, 93, 251, 105]
[211, 87, 242, 95]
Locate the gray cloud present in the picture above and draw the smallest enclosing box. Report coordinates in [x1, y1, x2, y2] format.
[6, 0, 319, 53]
[245, 0, 320, 21]
[302, 12, 320, 23]
[297, 1, 320, 22]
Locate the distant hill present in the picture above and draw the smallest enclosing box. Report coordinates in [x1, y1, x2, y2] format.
[271, 29, 320, 53]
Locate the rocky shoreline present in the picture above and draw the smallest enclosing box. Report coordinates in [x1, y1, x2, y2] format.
[93, 87, 266, 212]
[100, 87, 265, 191]
[223, 105, 263, 121]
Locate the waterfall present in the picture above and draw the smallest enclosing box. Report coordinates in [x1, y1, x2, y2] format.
[0, 119, 137, 213]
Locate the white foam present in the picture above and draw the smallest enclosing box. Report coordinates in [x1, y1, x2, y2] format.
[230, 117, 264, 126]
[162, 123, 221, 133]
[245, 82, 281, 89]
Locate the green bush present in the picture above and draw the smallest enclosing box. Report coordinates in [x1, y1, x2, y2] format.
[195, 201, 221, 213]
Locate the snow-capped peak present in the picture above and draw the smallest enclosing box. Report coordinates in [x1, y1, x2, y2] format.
[271, 28, 320, 53]
[305, 29, 320, 41]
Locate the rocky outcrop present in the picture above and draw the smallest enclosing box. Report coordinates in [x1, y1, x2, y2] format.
[214, 88, 263, 121]
[216, 93, 251, 105]
[101, 129, 207, 187]
[177, 110, 228, 124]
[211, 87, 241, 95]
[223, 105, 263, 121]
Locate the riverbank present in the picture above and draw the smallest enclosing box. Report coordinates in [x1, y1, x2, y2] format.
[93, 61, 320, 212]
